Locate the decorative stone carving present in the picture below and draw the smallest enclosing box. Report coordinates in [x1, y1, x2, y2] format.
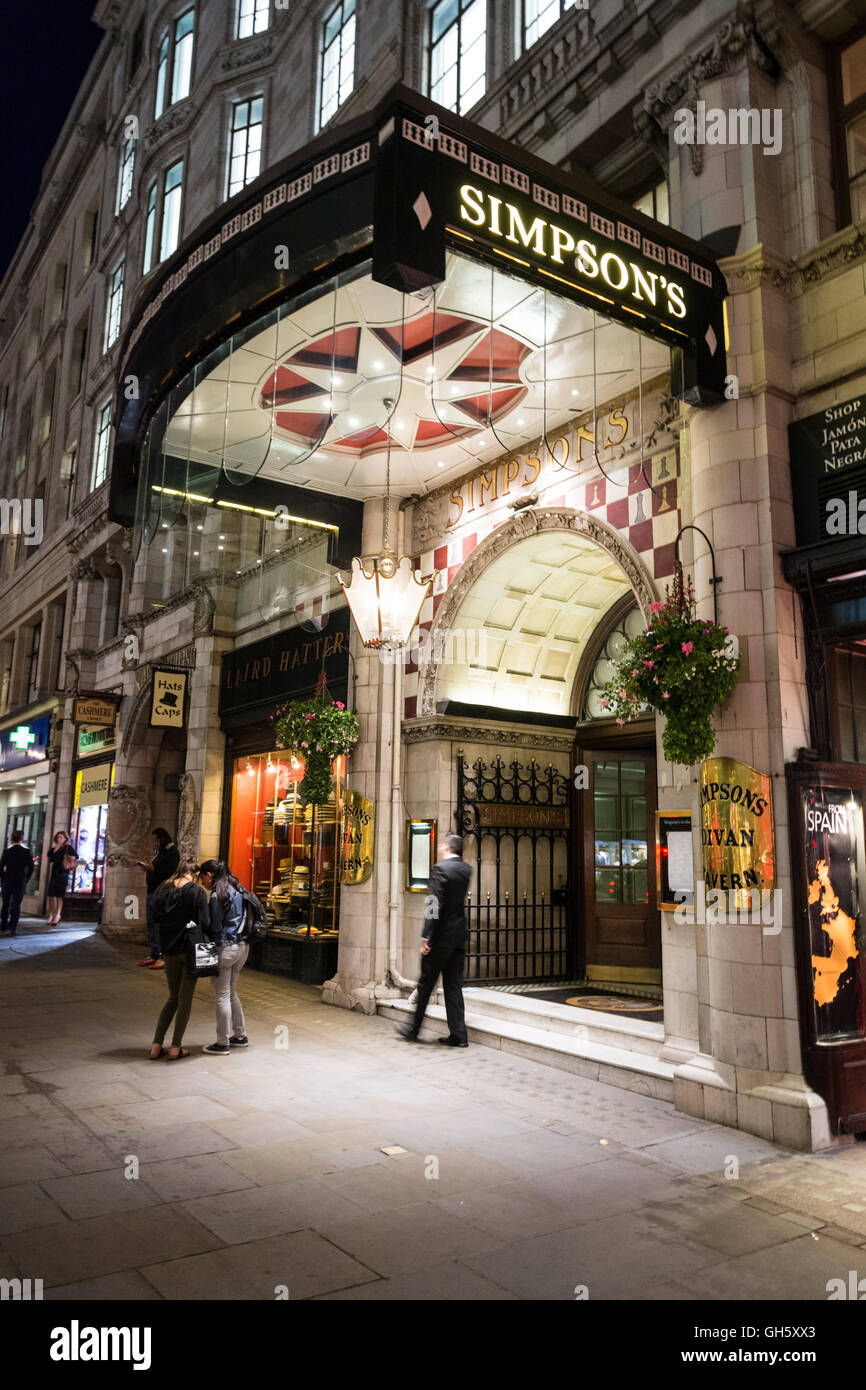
[220, 34, 274, 70]
[162, 644, 197, 670]
[418, 508, 655, 717]
[176, 773, 199, 866]
[643, 6, 777, 174]
[107, 784, 152, 866]
[192, 582, 216, 636]
[410, 492, 450, 552]
[402, 719, 573, 753]
[144, 102, 193, 152]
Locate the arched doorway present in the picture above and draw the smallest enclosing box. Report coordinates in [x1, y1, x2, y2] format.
[420, 508, 659, 985]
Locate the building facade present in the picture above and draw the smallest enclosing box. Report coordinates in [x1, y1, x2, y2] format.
[1, 0, 866, 1149]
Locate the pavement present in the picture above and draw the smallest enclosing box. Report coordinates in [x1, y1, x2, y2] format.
[2, 918, 866, 1301]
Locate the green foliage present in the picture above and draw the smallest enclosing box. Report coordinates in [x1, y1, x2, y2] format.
[601, 566, 740, 767]
[271, 684, 359, 806]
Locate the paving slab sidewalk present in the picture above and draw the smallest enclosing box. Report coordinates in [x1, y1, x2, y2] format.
[1, 921, 866, 1301]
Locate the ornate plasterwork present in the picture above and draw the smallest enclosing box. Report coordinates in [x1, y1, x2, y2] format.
[417, 507, 655, 718]
[192, 582, 215, 636]
[643, 6, 776, 174]
[143, 101, 194, 152]
[402, 719, 574, 753]
[220, 33, 275, 71]
[722, 226, 866, 297]
[106, 783, 152, 867]
[176, 772, 199, 865]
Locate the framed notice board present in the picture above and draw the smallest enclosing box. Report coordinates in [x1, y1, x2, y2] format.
[656, 810, 694, 910]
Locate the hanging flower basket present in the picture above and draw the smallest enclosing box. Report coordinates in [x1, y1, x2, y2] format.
[271, 675, 359, 806]
[600, 564, 741, 767]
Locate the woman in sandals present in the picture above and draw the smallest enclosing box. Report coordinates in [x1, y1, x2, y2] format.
[148, 861, 210, 1060]
[198, 860, 249, 1055]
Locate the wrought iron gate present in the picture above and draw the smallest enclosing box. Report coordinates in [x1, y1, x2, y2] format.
[457, 754, 572, 981]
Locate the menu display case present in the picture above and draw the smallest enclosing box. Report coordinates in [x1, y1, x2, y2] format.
[227, 751, 344, 980]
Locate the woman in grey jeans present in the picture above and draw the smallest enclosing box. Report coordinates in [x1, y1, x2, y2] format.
[198, 860, 249, 1056]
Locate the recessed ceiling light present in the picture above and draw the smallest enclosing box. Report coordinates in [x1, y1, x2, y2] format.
[517, 417, 525, 426]
[218, 545, 224, 551]
[219, 534, 225, 540]
[437, 461, 445, 468]
[331, 374, 342, 387]
[348, 416, 360, 427]
[196, 524, 203, 531]
[371, 360, 383, 371]
[395, 419, 405, 430]
[571, 388, 579, 396]
[193, 551, 199, 556]
[161, 547, 167, 552]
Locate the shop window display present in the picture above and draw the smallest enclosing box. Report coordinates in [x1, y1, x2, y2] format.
[227, 751, 343, 940]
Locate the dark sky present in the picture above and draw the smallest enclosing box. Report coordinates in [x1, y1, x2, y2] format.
[0, 0, 103, 280]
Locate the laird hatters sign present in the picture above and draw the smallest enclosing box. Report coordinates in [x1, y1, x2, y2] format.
[219, 609, 350, 717]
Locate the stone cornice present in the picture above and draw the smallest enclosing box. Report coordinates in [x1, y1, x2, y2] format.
[721, 223, 866, 296]
[402, 716, 574, 753]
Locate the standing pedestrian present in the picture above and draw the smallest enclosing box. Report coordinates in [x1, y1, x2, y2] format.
[397, 834, 472, 1047]
[149, 862, 210, 1060]
[45, 831, 77, 926]
[137, 828, 180, 970]
[0, 830, 36, 935]
[198, 860, 249, 1055]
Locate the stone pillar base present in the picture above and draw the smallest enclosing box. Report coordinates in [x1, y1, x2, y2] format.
[99, 920, 147, 945]
[674, 1052, 833, 1151]
[321, 976, 405, 1014]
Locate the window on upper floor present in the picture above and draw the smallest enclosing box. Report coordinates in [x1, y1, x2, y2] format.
[62, 447, 77, 520]
[237, 0, 270, 39]
[14, 401, 31, 478]
[81, 204, 100, 276]
[320, 0, 355, 128]
[116, 135, 136, 215]
[632, 180, 669, 226]
[522, 0, 581, 51]
[228, 97, 264, 197]
[91, 401, 112, 492]
[26, 622, 41, 702]
[430, 0, 486, 116]
[40, 361, 58, 441]
[69, 315, 89, 398]
[104, 259, 125, 352]
[143, 160, 185, 273]
[154, 7, 195, 120]
[49, 261, 68, 324]
[839, 32, 866, 224]
[0, 385, 8, 442]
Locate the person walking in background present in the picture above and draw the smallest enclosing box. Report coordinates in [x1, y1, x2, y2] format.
[138, 827, 179, 971]
[45, 831, 76, 927]
[198, 860, 249, 1055]
[397, 833, 472, 1047]
[0, 830, 36, 936]
[149, 861, 210, 1060]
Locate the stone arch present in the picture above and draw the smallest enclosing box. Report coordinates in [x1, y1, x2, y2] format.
[418, 507, 657, 717]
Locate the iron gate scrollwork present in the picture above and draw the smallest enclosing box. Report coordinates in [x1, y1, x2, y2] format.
[457, 754, 571, 981]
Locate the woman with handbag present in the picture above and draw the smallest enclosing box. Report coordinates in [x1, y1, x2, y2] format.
[148, 862, 211, 1060]
[198, 860, 249, 1055]
[45, 831, 78, 926]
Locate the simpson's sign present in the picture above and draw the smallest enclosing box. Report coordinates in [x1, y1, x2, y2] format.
[457, 184, 689, 323]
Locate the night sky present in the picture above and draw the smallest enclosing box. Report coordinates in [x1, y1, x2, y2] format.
[0, 1, 103, 281]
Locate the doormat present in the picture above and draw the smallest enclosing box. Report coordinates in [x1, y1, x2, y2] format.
[528, 986, 664, 1023]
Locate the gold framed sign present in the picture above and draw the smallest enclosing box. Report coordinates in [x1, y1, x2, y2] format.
[406, 819, 437, 891]
[150, 670, 188, 728]
[339, 787, 374, 884]
[72, 696, 118, 727]
[700, 757, 775, 907]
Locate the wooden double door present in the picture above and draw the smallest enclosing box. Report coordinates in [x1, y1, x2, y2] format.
[576, 744, 661, 984]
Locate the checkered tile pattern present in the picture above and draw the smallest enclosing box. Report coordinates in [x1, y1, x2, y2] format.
[403, 449, 681, 718]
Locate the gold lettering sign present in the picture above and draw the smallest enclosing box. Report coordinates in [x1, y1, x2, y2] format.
[75, 761, 115, 809]
[339, 787, 375, 884]
[445, 411, 631, 528]
[475, 803, 569, 829]
[700, 757, 775, 907]
[72, 697, 117, 727]
[150, 670, 188, 728]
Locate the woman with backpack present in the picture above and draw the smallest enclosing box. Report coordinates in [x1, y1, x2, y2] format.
[198, 860, 250, 1055]
[148, 861, 211, 1060]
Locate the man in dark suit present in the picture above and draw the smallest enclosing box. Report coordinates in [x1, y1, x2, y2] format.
[0, 830, 36, 935]
[397, 833, 472, 1047]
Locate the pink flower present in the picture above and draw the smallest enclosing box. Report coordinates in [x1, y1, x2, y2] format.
[335, 701, 345, 710]
[616, 718, 625, 726]
[662, 691, 670, 700]
[650, 601, 664, 612]
[643, 660, 653, 669]
[681, 641, 693, 655]
[654, 643, 663, 650]
[619, 688, 626, 698]
[600, 698, 609, 709]
[631, 668, 639, 676]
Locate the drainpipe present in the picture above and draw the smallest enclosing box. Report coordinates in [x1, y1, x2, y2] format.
[387, 647, 415, 990]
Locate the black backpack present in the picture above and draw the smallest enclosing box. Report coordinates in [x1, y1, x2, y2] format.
[237, 885, 267, 942]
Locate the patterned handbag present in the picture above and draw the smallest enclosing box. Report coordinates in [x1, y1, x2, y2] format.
[185, 921, 219, 978]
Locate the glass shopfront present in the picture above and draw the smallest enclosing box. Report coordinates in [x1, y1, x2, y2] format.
[227, 749, 344, 943]
[70, 759, 115, 899]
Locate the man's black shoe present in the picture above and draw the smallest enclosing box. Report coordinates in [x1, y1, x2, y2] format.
[395, 1024, 420, 1042]
[437, 1036, 468, 1047]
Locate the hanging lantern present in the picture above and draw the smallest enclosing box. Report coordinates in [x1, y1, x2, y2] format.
[342, 549, 431, 648]
[341, 402, 432, 648]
